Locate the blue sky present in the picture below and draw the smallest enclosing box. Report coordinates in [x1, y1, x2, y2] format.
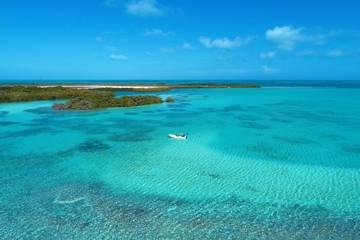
[1, 0, 360, 80]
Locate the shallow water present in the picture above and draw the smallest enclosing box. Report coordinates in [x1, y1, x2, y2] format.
[1, 87, 360, 239]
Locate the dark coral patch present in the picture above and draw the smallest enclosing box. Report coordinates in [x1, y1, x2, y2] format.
[240, 122, 271, 130]
[223, 105, 243, 112]
[108, 128, 154, 143]
[0, 110, 9, 115]
[342, 144, 360, 155]
[246, 144, 287, 161]
[108, 134, 153, 143]
[0, 121, 19, 126]
[124, 112, 139, 115]
[76, 139, 110, 152]
[164, 122, 187, 127]
[273, 136, 316, 145]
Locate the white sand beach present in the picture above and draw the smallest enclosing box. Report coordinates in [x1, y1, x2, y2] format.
[38, 84, 159, 89]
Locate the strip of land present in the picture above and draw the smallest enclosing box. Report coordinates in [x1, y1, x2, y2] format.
[38, 84, 160, 89]
[0, 83, 260, 110]
[36, 83, 260, 90]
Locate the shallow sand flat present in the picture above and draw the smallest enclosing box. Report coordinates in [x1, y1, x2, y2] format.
[38, 84, 159, 89]
[1, 87, 360, 239]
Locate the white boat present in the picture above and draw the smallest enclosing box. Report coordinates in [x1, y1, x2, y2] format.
[168, 133, 187, 139]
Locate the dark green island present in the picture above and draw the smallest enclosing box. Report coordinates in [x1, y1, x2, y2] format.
[0, 83, 260, 110]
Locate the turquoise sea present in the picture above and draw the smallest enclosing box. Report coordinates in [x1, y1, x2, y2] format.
[1, 81, 360, 239]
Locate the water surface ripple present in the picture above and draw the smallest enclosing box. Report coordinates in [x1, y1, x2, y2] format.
[1, 87, 360, 239]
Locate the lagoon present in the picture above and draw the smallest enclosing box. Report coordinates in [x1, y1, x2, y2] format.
[1, 84, 360, 239]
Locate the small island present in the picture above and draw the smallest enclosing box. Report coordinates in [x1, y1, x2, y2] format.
[0, 83, 260, 110]
[53, 95, 163, 110]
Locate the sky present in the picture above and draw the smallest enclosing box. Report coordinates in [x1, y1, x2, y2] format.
[1, 0, 360, 80]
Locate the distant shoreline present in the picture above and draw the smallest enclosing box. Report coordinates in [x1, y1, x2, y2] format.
[38, 84, 160, 89]
[3, 83, 261, 90]
[1, 80, 359, 88]
[0, 83, 260, 110]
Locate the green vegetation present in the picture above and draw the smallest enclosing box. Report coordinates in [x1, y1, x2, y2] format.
[0, 83, 261, 110]
[53, 95, 163, 110]
[0, 86, 163, 110]
[0, 86, 107, 102]
[165, 97, 175, 102]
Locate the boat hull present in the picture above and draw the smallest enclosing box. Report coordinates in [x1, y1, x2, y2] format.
[168, 134, 187, 139]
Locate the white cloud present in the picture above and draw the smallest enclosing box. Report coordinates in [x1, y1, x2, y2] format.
[180, 42, 193, 49]
[199, 36, 252, 49]
[144, 28, 173, 37]
[126, 0, 168, 17]
[263, 65, 281, 74]
[260, 51, 276, 59]
[265, 25, 334, 51]
[266, 26, 304, 51]
[109, 54, 127, 60]
[104, 0, 170, 17]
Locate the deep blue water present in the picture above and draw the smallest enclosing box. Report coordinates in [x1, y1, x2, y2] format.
[1, 84, 360, 239]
